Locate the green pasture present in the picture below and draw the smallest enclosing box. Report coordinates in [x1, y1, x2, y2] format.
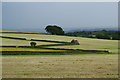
[1, 38, 61, 46]
[2, 32, 118, 53]
[0, 30, 41, 34]
[1, 47, 64, 52]
[47, 39, 118, 53]
[1, 30, 118, 78]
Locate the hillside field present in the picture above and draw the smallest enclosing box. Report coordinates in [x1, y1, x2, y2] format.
[2, 54, 118, 78]
[1, 30, 119, 78]
[1, 31, 118, 53]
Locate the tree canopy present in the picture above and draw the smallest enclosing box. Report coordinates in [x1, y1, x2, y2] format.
[45, 25, 64, 35]
[65, 30, 120, 40]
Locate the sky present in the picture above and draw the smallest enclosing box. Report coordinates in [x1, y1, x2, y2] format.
[2, 2, 118, 32]
[1, 0, 120, 2]
[0, 2, 2, 30]
[119, 2, 120, 29]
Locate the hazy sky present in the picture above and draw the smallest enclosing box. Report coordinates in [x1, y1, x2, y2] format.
[1, 0, 120, 2]
[2, 2, 118, 32]
[0, 2, 2, 30]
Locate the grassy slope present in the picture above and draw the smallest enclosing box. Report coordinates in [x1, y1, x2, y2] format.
[1, 47, 64, 52]
[0, 55, 1, 79]
[2, 32, 118, 53]
[2, 55, 118, 78]
[1, 38, 61, 46]
[0, 30, 41, 34]
[1, 30, 118, 78]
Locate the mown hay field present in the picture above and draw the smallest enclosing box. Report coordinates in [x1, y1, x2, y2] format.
[1, 30, 118, 78]
[1, 47, 64, 52]
[0, 55, 1, 79]
[1, 38, 61, 46]
[2, 54, 118, 78]
[2, 32, 118, 53]
[0, 30, 41, 34]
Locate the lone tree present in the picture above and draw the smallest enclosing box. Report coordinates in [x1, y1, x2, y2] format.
[45, 25, 64, 35]
[30, 42, 37, 47]
[71, 39, 80, 45]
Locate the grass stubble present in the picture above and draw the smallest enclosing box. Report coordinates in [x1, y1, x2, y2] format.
[2, 54, 118, 78]
[1, 31, 119, 78]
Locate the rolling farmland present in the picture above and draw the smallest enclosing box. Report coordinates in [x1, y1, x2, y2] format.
[1, 30, 118, 78]
[2, 55, 118, 78]
[1, 31, 118, 53]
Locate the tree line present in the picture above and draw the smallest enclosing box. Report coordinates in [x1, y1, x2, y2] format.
[65, 30, 120, 40]
[45, 25, 120, 40]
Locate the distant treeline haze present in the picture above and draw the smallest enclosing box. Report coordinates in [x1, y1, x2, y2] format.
[65, 30, 120, 40]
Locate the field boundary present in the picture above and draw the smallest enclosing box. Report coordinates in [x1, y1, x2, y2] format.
[1, 46, 109, 55]
[1, 36, 109, 55]
[1, 36, 70, 43]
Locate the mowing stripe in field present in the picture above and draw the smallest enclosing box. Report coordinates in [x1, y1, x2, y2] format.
[1, 47, 65, 52]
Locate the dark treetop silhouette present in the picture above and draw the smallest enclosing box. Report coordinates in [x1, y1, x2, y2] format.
[45, 25, 64, 35]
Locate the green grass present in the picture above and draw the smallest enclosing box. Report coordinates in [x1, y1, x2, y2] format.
[1, 47, 64, 52]
[1, 30, 118, 78]
[1, 38, 61, 46]
[2, 32, 118, 53]
[0, 30, 43, 34]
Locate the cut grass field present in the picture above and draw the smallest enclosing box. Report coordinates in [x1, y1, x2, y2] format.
[1, 47, 64, 52]
[0, 55, 1, 79]
[1, 38, 61, 46]
[2, 54, 118, 78]
[0, 30, 42, 34]
[1, 30, 118, 78]
[2, 32, 118, 53]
